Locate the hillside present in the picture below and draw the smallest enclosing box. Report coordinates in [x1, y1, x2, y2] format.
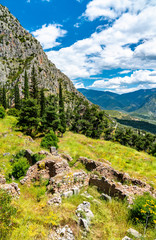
[78, 88, 156, 113]
[0, 4, 83, 100]
[134, 94, 156, 118]
[0, 116, 156, 240]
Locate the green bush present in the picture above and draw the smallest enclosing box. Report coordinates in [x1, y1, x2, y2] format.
[0, 189, 16, 239]
[129, 193, 156, 227]
[41, 130, 59, 149]
[31, 153, 45, 165]
[7, 108, 19, 117]
[0, 106, 5, 118]
[12, 157, 30, 179]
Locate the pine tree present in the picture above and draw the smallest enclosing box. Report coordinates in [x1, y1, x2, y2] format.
[31, 66, 38, 100]
[23, 70, 29, 99]
[14, 84, 20, 110]
[18, 98, 40, 137]
[41, 105, 60, 133]
[2, 85, 7, 109]
[58, 80, 66, 135]
[40, 88, 45, 117]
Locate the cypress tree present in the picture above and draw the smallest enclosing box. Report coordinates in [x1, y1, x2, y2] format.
[24, 70, 29, 99]
[14, 84, 20, 110]
[0, 86, 3, 105]
[59, 80, 66, 135]
[31, 65, 38, 100]
[2, 85, 7, 109]
[40, 88, 45, 117]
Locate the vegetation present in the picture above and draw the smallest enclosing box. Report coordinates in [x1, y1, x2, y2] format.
[0, 189, 16, 239]
[0, 106, 5, 118]
[0, 116, 156, 239]
[41, 130, 59, 149]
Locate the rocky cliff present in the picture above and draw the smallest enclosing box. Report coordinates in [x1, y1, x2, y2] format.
[0, 4, 82, 98]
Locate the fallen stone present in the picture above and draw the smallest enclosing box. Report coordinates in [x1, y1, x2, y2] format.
[127, 228, 142, 238]
[100, 193, 112, 202]
[48, 194, 62, 206]
[61, 153, 73, 162]
[72, 187, 80, 195]
[50, 225, 75, 240]
[122, 236, 133, 240]
[76, 201, 94, 231]
[3, 152, 10, 156]
[62, 190, 73, 198]
[50, 147, 58, 156]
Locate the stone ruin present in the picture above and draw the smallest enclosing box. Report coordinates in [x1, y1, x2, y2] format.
[78, 157, 155, 203]
[0, 174, 20, 197]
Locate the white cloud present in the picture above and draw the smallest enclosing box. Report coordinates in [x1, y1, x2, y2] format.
[32, 24, 67, 50]
[45, 0, 156, 93]
[120, 70, 131, 74]
[75, 82, 85, 88]
[83, 0, 156, 21]
[88, 70, 156, 93]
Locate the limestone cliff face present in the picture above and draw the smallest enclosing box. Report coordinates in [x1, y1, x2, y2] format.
[0, 4, 82, 98]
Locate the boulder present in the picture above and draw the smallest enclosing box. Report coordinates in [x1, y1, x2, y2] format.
[122, 237, 133, 240]
[51, 225, 75, 240]
[76, 201, 94, 231]
[50, 147, 58, 156]
[100, 193, 112, 202]
[62, 190, 73, 198]
[48, 194, 62, 206]
[25, 149, 34, 165]
[72, 187, 80, 195]
[61, 153, 73, 162]
[127, 228, 142, 238]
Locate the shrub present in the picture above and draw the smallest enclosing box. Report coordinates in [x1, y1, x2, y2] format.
[7, 108, 19, 117]
[31, 153, 45, 165]
[0, 189, 16, 239]
[0, 106, 5, 118]
[12, 157, 30, 179]
[41, 130, 59, 149]
[129, 193, 156, 228]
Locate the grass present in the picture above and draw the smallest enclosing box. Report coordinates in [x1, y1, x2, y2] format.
[0, 116, 156, 239]
[59, 132, 156, 187]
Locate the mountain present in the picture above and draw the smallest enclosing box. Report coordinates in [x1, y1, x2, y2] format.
[0, 4, 83, 100]
[78, 88, 156, 113]
[135, 94, 156, 118]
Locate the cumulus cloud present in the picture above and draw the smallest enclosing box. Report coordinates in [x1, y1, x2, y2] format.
[46, 0, 156, 93]
[88, 70, 156, 93]
[83, 0, 156, 21]
[32, 24, 67, 50]
[74, 82, 85, 88]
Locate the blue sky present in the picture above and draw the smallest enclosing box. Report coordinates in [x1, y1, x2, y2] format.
[1, 0, 156, 94]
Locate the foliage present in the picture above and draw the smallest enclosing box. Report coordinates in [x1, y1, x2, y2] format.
[41, 130, 59, 149]
[40, 88, 45, 117]
[2, 85, 7, 109]
[17, 98, 40, 137]
[14, 84, 21, 110]
[23, 70, 29, 99]
[30, 65, 38, 100]
[12, 157, 30, 179]
[0, 189, 16, 239]
[31, 153, 45, 165]
[7, 108, 19, 117]
[59, 80, 66, 134]
[0, 106, 5, 118]
[129, 193, 156, 228]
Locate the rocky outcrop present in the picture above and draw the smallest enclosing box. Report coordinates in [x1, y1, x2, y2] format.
[0, 175, 20, 197]
[0, 4, 84, 105]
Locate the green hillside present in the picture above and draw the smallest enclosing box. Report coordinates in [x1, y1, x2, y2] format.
[0, 116, 156, 240]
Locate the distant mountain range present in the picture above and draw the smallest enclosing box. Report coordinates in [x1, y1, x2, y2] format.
[78, 88, 156, 118]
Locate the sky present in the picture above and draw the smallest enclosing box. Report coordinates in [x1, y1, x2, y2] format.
[1, 0, 156, 94]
